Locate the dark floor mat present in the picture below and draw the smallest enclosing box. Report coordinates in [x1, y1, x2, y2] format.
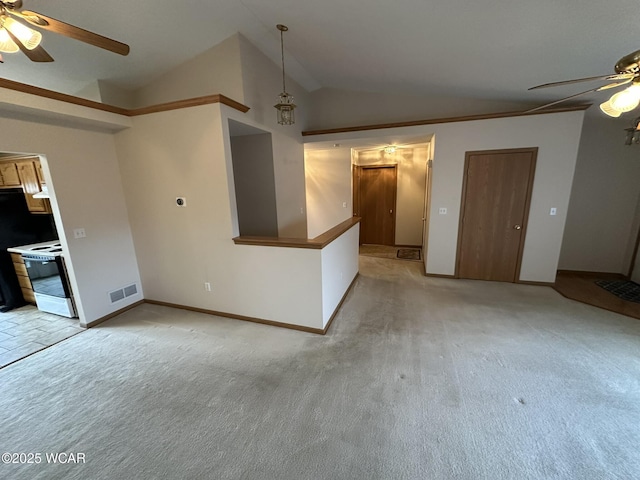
[595, 279, 640, 303]
[397, 248, 421, 261]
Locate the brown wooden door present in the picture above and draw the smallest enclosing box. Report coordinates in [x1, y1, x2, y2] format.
[356, 166, 397, 245]
[456, 148, 537, 282]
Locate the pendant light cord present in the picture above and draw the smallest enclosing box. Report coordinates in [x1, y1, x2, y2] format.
[280, 28, 286, 93]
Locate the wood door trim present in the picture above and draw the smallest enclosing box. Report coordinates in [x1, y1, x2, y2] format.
[455, 147, 538, 282]
[352, 165, 361, 219]
[627, 224, 640, 279]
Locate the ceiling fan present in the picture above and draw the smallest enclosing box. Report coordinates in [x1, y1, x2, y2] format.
[526, 49, 640, 117]
[0, 0, 129, 63]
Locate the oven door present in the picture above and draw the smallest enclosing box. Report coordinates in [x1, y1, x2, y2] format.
[22, 255, 70, 298]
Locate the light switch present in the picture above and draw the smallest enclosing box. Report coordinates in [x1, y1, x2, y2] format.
[550, 208, 557, 216]
[342, 202, 347, 208]
[439, 208, 447, 215]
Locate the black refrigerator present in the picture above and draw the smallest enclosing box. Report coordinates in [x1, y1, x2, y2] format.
[0, 188, 58, 311]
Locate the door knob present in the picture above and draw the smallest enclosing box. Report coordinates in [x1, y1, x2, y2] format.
[514, 224, 522, 230]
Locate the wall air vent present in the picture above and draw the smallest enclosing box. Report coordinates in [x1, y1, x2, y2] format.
[109, 289, 125, 303]
[108, 283, 139, 304]
[123, 284, 138, 297]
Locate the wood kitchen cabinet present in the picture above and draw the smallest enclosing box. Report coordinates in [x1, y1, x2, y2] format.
[16, 159, 52, 214]
[35, 161, 46, 185]
[0, 162, 21, 187]
[10, 253, 36, 305]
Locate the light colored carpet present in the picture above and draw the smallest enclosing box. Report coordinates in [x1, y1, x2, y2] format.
[1, 255, 639, 479]
[359, 244, 399, 259]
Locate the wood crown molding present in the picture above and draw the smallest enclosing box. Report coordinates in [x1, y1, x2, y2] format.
[301, 104, 591, 136]
[0, 78, 250, 116]
[233, 217, 360, 249]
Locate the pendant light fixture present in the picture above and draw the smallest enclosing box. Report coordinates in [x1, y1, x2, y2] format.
[274, 24, 296, 125]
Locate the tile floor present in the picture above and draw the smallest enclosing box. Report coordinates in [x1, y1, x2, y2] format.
[0, 305, 84, 369]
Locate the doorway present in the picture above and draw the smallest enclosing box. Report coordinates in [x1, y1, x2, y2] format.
[456, 148, 537, 282]
[353, 165, 397, 245]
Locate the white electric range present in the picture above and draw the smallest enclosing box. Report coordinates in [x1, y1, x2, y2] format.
[7, 241, 76, 318]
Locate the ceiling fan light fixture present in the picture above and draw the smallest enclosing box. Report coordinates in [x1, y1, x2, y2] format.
[384, 145, 397, 154]
[0, 27, 18, 52]
[600, 100, 622, 118]
[3, 15, 40, 50]
[609, 84, 640, 112]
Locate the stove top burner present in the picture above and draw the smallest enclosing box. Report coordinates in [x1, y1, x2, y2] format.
[26, 243, 63, 255]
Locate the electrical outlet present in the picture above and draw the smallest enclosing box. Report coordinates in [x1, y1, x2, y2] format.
[73, 228, 86, 239]
[439, 208, 447, 215]
[204, 282, 211, 291]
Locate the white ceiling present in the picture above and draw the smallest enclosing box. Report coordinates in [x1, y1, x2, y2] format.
[1, 0, 639, 108]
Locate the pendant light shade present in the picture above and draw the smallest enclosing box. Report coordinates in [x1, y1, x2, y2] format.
[274, 24, 296, 125]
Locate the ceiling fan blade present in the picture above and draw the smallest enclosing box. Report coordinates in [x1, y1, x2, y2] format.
[17, 10, 129, 56]
[528, 73, 635, 90]
[597, 78, 634, 90]
[525, 79, 633, 113]
[4, 27, 53, 62]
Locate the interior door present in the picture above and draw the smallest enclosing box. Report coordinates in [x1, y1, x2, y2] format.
[456, 148, 537, 282]
[356, 165, 397, 245]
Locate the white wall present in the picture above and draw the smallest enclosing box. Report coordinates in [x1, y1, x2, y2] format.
[305, 147, 353, 239]
[73, 81, 102, 103]
[115, 103, 335, 329]
[238, 35, 310, 238]
[306, 88, 537, 131]
[0, 111, 142, 326]
[230, 132, 279, 237]
[98, 80, 136, 109]
[309, 88, 640, 277]
[130, 34, 245, 109]
[558, 112, 640, 274]
[305, 110, 585, 283]
[321, 224, 359, 326]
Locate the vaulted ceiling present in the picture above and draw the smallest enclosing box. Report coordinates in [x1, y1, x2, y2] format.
[1, 0, 638, 109]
